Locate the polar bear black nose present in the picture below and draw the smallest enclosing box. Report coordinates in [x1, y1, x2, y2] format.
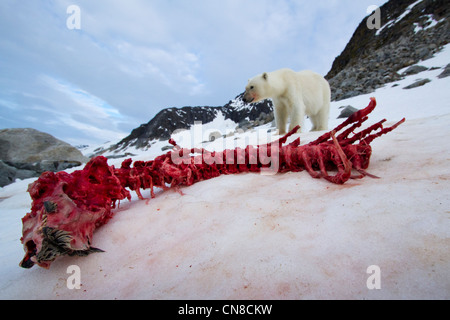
[243, 95, 254, 104]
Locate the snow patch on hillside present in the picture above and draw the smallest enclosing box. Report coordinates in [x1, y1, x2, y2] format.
[376, 0, 424, 36]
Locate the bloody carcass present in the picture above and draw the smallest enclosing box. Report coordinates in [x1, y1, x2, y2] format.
[20, 98, 405, 269]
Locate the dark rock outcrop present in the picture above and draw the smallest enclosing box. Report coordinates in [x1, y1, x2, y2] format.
[338, 106, 359, 119]
[403, 78, 432, 89]
[94, 94, 274, 156]
[438, 63, 450, 78]
[326, 0, 450, 101]
[0, 128, 89, 187]
[91, 0, 450, 159]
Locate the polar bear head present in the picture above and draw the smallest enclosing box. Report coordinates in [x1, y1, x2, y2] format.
[243, 72, 270, 104]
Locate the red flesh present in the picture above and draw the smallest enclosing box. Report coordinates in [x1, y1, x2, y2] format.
[19, 98, 405, 269]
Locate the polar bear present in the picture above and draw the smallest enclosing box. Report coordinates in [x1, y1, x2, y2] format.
[243, 68, 331, 134]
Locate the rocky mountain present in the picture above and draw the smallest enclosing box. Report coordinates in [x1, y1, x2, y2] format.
[326, 0, 450, 101]
[4, 0, 445, 178]
[0, 128, 89, 187]
[93, 94, 274, 156]
[97, 0, 449, 157]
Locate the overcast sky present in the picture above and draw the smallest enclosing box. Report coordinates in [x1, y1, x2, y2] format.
[0, 0, 387, 146]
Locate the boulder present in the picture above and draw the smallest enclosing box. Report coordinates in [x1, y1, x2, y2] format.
[403, 78, 432, 90]
[438, 64, 450, 79]
[236, 119, 252, 131]
[338, 106, 359, 119]
[325, 0, 450, 102]
[0, 128, 89, 187]
[0, 161, 18, 188]
[208, 131, 223, 142]
[402, 65, 428, 76]
[0, 128, 88, 163]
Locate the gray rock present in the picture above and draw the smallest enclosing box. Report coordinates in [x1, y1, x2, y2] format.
[0, 128, 89, 187]
[208, 131, 222, 142]
[256, 111, 274, 125]
[402, 65, 428, 76]
[326, 1, 450, 103]
[0, 128, 88, 163]
[257, 112, 267, 121]
[0, 161, 17, 187]
[415, 47, 430, 60]
[340, 91, 361, 100]
[266, 112, 274, 123]
[106, 153, 137, 160]
[334, 88, 343, 96]
[341, 77, 357, 88]
[438, 64, 450, 79]
[338, 106, 359, 119]
[14, 167, 37, 181]
[161, 145, 174, 152]
[237, 119, 252, 131]
[39, 160, 83, 172]
[403, 78, 432, 89]
[0, 160, 37, 187]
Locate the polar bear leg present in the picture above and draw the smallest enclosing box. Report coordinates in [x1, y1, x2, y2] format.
[310, 102, 330, 131]
[289, 101, 305, 133]
[275, 109, 288, 135]
[273, 98, 288, 135]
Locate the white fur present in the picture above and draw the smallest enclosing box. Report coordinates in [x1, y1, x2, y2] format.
[243, 68, 331, 134]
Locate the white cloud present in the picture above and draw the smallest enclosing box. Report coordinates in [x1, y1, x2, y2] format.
[0, 0, 389, 146]
[0, 98, 18, 110]
[59, 116, 127, 145]
[39, 74, 123, 121]
[113, 41, 205, 95]
[34, 74, 129, 144]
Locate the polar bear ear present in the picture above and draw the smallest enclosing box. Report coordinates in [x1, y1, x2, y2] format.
[262, 72, 268, 80]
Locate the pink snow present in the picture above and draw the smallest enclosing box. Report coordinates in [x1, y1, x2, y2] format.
[0, 45, 449, 300]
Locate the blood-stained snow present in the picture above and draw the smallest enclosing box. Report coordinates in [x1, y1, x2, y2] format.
[1, 45, 449, 300]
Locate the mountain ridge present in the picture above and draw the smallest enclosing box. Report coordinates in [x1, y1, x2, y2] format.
[92, 94, 274, 156]
[99, 0, 449, 156]
[326, 0, 449, 100]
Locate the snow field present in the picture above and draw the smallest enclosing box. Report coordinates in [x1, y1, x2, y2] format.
[0, 45, 449, 299]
